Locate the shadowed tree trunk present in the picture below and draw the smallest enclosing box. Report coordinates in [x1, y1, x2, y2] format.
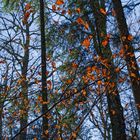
[0, 104, 3, 140]
[19, 24, 30, 140]
[88, 0, 127, 139]
[40, 0, 49, 139]
[112, 0, 140, 119]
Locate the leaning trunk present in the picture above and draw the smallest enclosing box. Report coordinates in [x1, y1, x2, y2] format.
[112, 0, 140, 119]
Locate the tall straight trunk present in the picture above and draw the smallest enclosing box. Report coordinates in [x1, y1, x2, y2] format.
[19, 24, 30, 140]
[89, 0, 127, 139]
[112, 0, 140, 119]
[0, 104, 3, 140]
[40, 0, 49, 139]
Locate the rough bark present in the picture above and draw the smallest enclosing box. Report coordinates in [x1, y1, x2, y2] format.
[40, 0, 49, 139]
[112, 0, 140, 119]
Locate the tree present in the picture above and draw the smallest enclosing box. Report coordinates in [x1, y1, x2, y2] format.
[112, 0, 140, 119]
[40, 0, 49, 139]
[72, 0, 127, 139]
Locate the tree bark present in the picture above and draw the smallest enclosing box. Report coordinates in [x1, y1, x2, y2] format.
[112, 0, 140, 119]
[19, 24, 30, 140]
[0, 104, 3, 140]
[89, 0, 127, 139]
[40, 0, 49, 139]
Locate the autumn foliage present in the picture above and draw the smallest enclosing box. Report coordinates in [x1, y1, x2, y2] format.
[0, 0, 140, 140]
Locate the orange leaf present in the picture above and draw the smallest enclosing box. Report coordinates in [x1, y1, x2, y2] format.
[84, 22, 89, 30]
[76, 8, 81, 14]
[24, 12, 30, 19]
[115, 67, 120, 73]
[72, 63, 78, 68]
[100, 8, 106, 15]
[72, 132, 77, 138]
[38, 96, 42, 102]
[82, 38, 90, 48]
[97, 81, 102, 85]
[67, 79, 72, 84]
[86, 66, 92, 72]
[45, 130, 49, 135]
[127, 35, 133, 41]
[76, 17, 84, 25]
[89, 35, 92, 39]
[91, 66, 96, 71]
[52, 5, 56, 12]
[56, 0, 64, 5]
[102, 40, 108, 47]
[82, 76, 88, 83]
[25, 3, 31, 11]
[90, 75, 95, 81]
[130, 73, 136, 77]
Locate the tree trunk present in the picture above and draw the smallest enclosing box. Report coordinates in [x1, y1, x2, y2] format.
[19, 24, 30, 140]
[89, 0, 127, 139]
[0, 105, 2, 140]
[40, 0, 49, 139]
[112, 0, 140, 119]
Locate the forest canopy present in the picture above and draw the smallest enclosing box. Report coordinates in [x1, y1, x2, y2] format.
[0, 0, 140, 140]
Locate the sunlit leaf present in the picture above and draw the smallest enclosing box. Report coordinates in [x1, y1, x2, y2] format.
[127, 34, 133, 41]
[82, 38, 90, 48]
[76, 17, 84, 25]
[56, 0, 64, 5]
[100, 8, 106, 15]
